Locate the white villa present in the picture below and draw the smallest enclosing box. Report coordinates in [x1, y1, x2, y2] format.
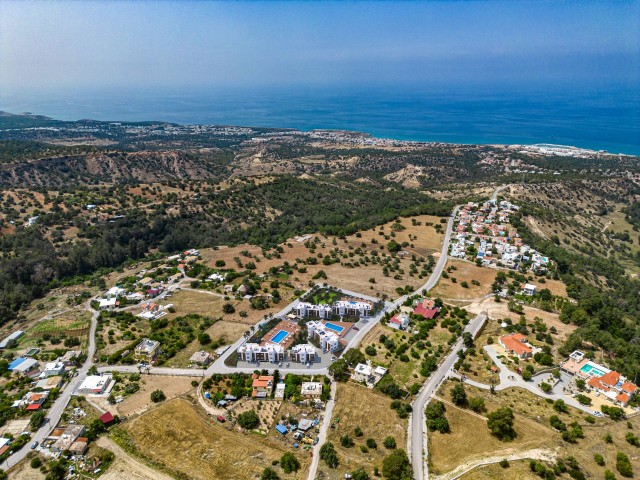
[352, 362, 388, 387]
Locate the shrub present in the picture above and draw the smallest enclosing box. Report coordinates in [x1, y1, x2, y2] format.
[616, 452, 633, 477]
[499, 459, 510, 468]
[150, 389, 166, 403]
[468, 397, 485, 413]
[280, 452, 300, 473]
[341, 435, 355, 448]
[605, 470, 617, 480]
[553, 399, 568, 413]
[354, 426, 363, 437]
[260, 467, 279, 480]
[383, 436, 396, 449]
[30, 457, 42, 468]
[366, 438, 377, 449]
[487, 407, 517, 441]
[594, 453, 605, 466]
[320, 442, 339, 468]
[382, 449, 412, 480]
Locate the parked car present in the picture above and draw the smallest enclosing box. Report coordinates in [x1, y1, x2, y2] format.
[30, 441, 39, 450]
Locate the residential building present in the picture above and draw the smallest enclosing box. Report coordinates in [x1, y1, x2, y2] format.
[105, 286, 126, 298]
[522, 284, 537, 296]
[294, 302, 333, 319]
[190, 351, 213, 366]
[306, 321, 343, 352]
[59, 350, 81, 367]
[237, 343, 285, 363]
[499, 333, 532, 358]
[98, 297, 117, 310]
[251, 374, 274, 398]
[352, 363, 373, 383]
[301, 382, 323, 397]
[290, 344, 316, 364]
[50, 425, 86, 453]
[42, 361, 65, 378]
[333, 298, 373, 317]
[413, 299, 439, 319]
[261, 320, 301, 350]
[388, 313, 410, 330]
[77, 375, 112, 395]
[134, 338, 161, 363]
[35, 376, 63, 391]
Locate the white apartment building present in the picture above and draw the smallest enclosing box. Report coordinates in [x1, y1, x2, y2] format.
[306, 321, 341, 352]
[237, 343, 285, 363]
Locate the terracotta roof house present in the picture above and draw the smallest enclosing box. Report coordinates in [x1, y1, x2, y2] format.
[252, 374, 274, 398]
[499, 333, 532, 358]
[413, 300, 439, 319]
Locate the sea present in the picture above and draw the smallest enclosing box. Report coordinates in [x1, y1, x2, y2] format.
[1, 83, 639, 155]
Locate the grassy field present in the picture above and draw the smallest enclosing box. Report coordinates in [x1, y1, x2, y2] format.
[322, 382, 407, 480]
[121, 398, 309, 480]
[459, 460, 540, 480]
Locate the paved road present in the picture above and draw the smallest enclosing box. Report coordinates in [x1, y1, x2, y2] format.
[409, 312, 488, 480]
[306, 381, 337, 480]
[5, 299, 99, 469]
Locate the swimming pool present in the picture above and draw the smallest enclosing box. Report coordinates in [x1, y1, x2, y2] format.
[271, 330, 289, 343]
[580, 363, 605, 377]
[325, 322, 344, 334]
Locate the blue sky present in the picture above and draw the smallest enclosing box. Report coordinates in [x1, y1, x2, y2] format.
[0, 1, 638, 91]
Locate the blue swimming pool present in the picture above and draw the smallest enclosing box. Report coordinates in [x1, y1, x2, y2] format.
[325, 322, 344, 333]
[271, 330, 289, 343]
[580, 363, 605, 377]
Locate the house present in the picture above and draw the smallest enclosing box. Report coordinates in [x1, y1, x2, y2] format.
[126, 292, 145, 302]
[138, 277, 154, 287]
[77, 375, 112, 395]
[208, 273, 225, 282]
[105, 286, 126, 298]
[98, 297, 117, 310]
[190, 351, 213, 366]
[290, 344, 316, 364]
[23, 391, 49, 410]
[275, 382, 286, 399]
[59, 350, 81, 367]
[522, 284, 537, 296]
[301, 382, 323, 398]
[36, 375, 63, 391]
[237, 343, 285, 363]
[413, 299, 439, 319]
[9, 358, 39, 376]
[134, 338, 161, 363]
[168, 273, 182, 283]
[499, 333, 532, 359]
[388, 313, 410, 330]
[99, 411, 115, 426]
[146, 288, 161, 298]
[352, 363, 373, 383]
[50, 425, 85, 453]
[0, 330, 24, 349]
[42, 361, 65, 378]
[252, 374, 274, 398]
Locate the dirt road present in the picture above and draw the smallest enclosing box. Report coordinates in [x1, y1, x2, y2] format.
[96, 437, 174, 480]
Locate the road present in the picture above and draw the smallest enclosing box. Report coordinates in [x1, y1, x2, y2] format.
[306, 381, 337, 480]
[5, 298, 99, 469]
[409, 312, 487, 480]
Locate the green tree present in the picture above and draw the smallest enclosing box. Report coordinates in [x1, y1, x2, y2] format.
[451, 383, 467, 407]
[222, 303, 235, 314]
[280, 452, 300, 473]
[260, 467, 280, 480]
[487, 407, 517, 441]
[381, 449, 412, 480]
[343, 348, 366, 367]
[468, 397, 485, 413]
[328, 359, 350, 382]
[351, 467, 370, 480]
[198, 332, 211, 345]
[30, 411, 45, 430]
[615, 452, 633, 478]
[237, 410, 260, 430]
[605, 470, 617, 480]
[320, 442, 339, 468]
[150, 389, 166, 403]
[30, 457, 42, 468]
[553, 399, 568, 413]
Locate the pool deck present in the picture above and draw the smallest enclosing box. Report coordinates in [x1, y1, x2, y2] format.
[261, 320, 302, 350]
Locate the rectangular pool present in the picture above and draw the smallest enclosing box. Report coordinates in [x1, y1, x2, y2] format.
[325, 322, 344, 334]
[271, 330, 289, 343]
[580, 363, 605, 377]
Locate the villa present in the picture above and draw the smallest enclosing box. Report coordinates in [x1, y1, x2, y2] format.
[561, 350, 638, 407]
[413, 299, 440, 319]
[252, 374, 274, 398]
[134, 338, 161, 363]
[499, 333, 532, 359]
[388, 313, 410, 330]
[352, 362, 388, 387]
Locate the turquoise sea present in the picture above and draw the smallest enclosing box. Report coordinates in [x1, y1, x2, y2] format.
[1, 84, 638, 155]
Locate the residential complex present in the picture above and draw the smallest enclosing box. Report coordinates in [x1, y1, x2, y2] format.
[307, 320, 352, 352]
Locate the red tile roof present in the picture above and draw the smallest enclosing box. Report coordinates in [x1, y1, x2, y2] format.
[588, 377, 609, 391]
[100, 411, 115, 424]
[621, 382, 637, 394]
[616, 393, 630, 404]
[599, 371, 621, 387]
[499, 333, 532, 356]
[26, 404, 41, 411]
[413, 300, 439, 319]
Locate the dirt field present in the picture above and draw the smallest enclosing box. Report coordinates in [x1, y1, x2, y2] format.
[430, 260, 497, 300]
[97, 437, 174, 480]
[94, 375, 199, 417]
[7, 459, 45, 480]
[123, 398, 309, 480]
[229, 398, 282, 434]
[322, 383, 407, 480]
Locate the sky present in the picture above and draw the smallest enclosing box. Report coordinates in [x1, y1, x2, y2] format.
[0, 1, 639, 92]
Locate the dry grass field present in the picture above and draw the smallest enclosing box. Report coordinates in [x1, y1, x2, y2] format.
[94, 375, 199, 417]
[6, 460, 45, 480]
[428, 388, 554, 474]
[321, 383, 407, 480]
[430, 260, 497, 300]
[97, 437, 175, 480]
[123, 398, 309, 480]
[459, 460, 539, 480]
[199, 214, 446, 299]
[229, 398, 282, 434]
